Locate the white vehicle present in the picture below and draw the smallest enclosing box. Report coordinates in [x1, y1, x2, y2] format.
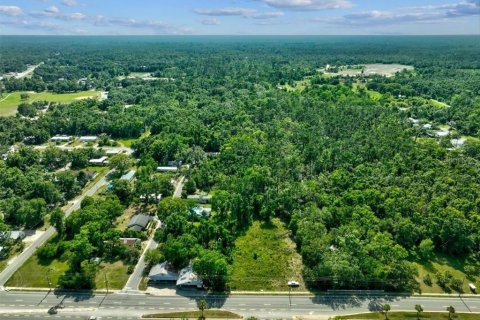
[469, 283, 477, 293]
[288, 280, 300, 287]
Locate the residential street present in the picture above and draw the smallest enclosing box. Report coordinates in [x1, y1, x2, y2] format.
[122, 175, 185, 292]
[0, 290, 479, 319]
[0, 170, 114, 287]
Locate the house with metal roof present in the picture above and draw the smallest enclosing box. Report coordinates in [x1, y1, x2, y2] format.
[127, 214, 151, 231]
[176, 265, 203, 288]
[148, 262, 179, 282]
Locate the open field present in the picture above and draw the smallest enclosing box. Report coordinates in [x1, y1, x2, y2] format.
[335, 312, 480, 319]
[228, 218, 304, 291]
[6, 254, 69, 288]
[0, 91, 101, 116]
[143, 310, 242, 319]
[413, 253, 479, 294]
[95, 261, 129, 289]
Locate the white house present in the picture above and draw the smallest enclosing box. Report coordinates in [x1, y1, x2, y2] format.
[176, 265, 203, 288]
[148, 262, 179, 282]
[157, 166, 178, 172]
[51, 135, 72, 142]
[89, 156, 108, 165]
[80, 136, 98, 143]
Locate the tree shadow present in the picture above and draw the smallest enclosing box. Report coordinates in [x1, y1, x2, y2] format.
[53, 288, 94, 302]
[173, 287, 229, 310]
[309, 292, 407, 312]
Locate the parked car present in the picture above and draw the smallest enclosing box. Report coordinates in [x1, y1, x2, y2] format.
[288, 280, 300, 287]
[469, 283, 477, 293]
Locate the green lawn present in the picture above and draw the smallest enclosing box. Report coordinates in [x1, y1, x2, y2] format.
[0, 91, 101, 116]
[335, 312, 480, 319]
[142, 310, 242, 319]
[414, 253, 479, 294]
[228, 218, 305, 291]
[6, 254, 69, 288]
[429, 99, 449, 108]
[95, 261, 129, 290]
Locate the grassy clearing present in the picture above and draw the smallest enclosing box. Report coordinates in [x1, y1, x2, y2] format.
[429, 99, 449, 108]
[228, 218, 304, 291]
[6, 254, 69, 288]
[335, 312, 480, 319]
[115, 205, 136, 231]
[117, 138, 137, 148]
[0, 91, 101, 116]
[143, 310, 242, 319]
[413, 253, 479, 294]
[95, 261, 129, 289]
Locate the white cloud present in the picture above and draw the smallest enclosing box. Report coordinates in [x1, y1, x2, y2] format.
[68, 12, 86, 20]
[61, 0, 78, 6]
[261, 0, 352, 10]
[45, 5, 59, 14]
[201, 18, 221, 25]
[194, 7, 284, 19]
[0, 5, 23, 16]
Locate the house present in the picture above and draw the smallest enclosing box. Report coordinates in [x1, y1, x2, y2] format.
[187, 194, 212, 204]
[148, 261, 179, 282]
[51, 135, 72, 142]
[191, 207, 212, 217]
[422, 124, 432, 130]
[127, 214, 151, 231]
[157, 166, 178, 172]
[79, 136, 98, 143]
[451, 138, 466, 148]
[176, 265, 203, 288]
[435, 130, 450, 138]
[120, 170, 136, 182]
[119, 238, 141, 247]
[89, 156, 108, 165]
[105, 149, 120, 156]
[139, 194, 162, 203]
[7, 231, 26, 241]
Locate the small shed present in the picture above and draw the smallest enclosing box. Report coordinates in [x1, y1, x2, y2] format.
[51, 135, 72, 142]
[89, 156, 108, 165]
[157, 166, 178, 172]
[79, 136, 98, 143]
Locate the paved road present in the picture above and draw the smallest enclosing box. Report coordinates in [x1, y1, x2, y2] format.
[0, 170, 113, 286]
[123, 176, 184, 292]
[14, 62, 43, 79]
[0, 291, 479, 319]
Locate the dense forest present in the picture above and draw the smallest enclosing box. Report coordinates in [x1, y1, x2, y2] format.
[0, 36, 479, 291]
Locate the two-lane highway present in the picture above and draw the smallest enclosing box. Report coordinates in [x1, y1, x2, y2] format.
[0, 170, 114, 287]
[0, 290, 479, 319]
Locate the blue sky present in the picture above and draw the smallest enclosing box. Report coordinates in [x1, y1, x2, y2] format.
[0, 0, 478, 35]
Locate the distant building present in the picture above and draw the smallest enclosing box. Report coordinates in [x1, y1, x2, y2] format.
[148, 262, 179, 282]
[51, 135, 72, 142]
[176, 265, 203, 288]
[408, 118, 419, 125]
[139, 194, 162, 203]
[191, 207, 212, 217]
[451, 138, 466, 148]
[435, 130, 450, 138]
[127, 214, 151, 231]
[89, 156, 108, 165]
[105, 149, 120, 156]
[157, 166, 178, 172]
[422, 124, 432, 130]
[79, 136, 98, 143]
[187, 194, 212, 204]
[6, 231, 26, 241]
[167, 160, 182, 167]
[119, 238, 141, 247]
[120, 170, 136, 182]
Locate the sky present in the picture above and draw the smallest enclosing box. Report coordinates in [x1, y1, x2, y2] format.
[0, 0, 479, 35]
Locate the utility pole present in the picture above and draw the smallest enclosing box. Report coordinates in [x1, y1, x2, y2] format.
[104, 273, 109, 294]
[46, 268, 52, 292]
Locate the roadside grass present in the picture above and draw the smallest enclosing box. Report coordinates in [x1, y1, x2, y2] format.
[6, 254, 68, 288]
[335, 312, 480, 319]
[0, 91, 101, 116]
[142, 310, 242, 319]
[95, 261, 129, 290]
[413, 253, 479, 294]
[228, 218, 305, 291]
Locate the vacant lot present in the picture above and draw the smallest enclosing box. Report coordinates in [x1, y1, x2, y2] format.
[228, 218, 304, 291]
[414, 253, 479, 294]
[6, 254, 69, 288]
[95, 261, 130, 290]
[0, 91, 101, 116]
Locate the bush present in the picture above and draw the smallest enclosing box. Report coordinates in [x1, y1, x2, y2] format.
[423, 274, 432, 286]
[127, 265, 135, 274]
[37, 243, 58, 261]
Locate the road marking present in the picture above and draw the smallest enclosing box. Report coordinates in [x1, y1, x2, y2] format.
[264, 303, 271, 306]
[15, 299, 23, 302]
[164, 302, 171, 305]
[138, 302, 146, 304]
